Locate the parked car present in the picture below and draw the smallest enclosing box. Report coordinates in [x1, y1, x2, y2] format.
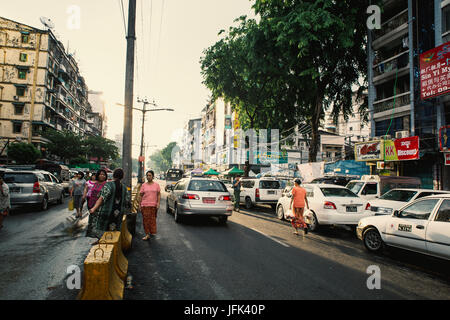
[346, 175, 422, 200]
[165, 168, 184, 192]
[370, 188, 450, 215]
[357, 194, 450, 261]
[166, 177, 233, 224]
[240, 178, 282, 210]
[277, 184, 374, 232]
[310, 175, 358, 187]
[4, 170, 65, 210]
[35, 162, 71, 194]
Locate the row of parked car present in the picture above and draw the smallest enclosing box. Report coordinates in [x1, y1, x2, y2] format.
[165, 174, 450, 261]
[0, 167, 68, 211]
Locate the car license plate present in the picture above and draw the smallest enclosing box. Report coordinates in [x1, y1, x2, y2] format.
[346, 206, 357, 212]
[203, 198, 215, 204]
[10, 187, 20, 193]
[268, 191, 275, 195]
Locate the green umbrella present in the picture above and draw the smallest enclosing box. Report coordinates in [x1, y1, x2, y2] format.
[224, 167, 244, 176]
[203, 168, 220, 175]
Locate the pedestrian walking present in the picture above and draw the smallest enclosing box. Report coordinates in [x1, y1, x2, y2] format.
[70, 171, 86, 218]
[83, 172, 97, 210]
[289, 179, 309, 235]
[139, 170, 161, 241]
[88, 168, 130, 242]
[232, 176, 242, 212]
[0, 172, 10, 231]
[85, 169, 107, 238]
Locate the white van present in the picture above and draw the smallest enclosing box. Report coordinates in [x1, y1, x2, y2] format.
[240, 178, 282, 210]
[346, 175, 422, 200]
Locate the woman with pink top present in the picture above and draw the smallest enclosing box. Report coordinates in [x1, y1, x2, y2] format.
[139, 170, 161, 241]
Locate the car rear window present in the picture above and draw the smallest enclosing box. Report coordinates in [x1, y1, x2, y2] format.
[187, 180, 227, 192]
[320, 187, 358, 197]
[4, 173, 37, 183]
[380, 190, 417, 202]
[259, 180, 280, 189]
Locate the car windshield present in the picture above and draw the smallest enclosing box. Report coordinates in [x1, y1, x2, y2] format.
[320, 187, 358, 197]
[259, 180, 280, 189]
[166, 170, 183, 181]
[380, 190, 417, 202]
[4, 173, 37, 183]
[187, 180, 227, 192]
[346, 182, 364, 194]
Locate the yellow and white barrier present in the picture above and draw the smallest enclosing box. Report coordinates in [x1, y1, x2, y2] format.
[100, 231, 128, 281]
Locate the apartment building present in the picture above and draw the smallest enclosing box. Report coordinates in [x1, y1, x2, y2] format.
[0, 16, 102, 162]
[367, 0, 450, 189]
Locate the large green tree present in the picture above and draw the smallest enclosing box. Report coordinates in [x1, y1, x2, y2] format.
[201, 0, 371, 162]
[83, 135, 119, 164]
[7, 142, 41, 164]
[41, 129, 85, 163]
[148, 142, 178, 173]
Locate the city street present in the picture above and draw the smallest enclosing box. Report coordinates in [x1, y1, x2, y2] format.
[2, 181, 448, 300]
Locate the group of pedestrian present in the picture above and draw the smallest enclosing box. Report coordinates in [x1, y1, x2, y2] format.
[68, 168, 130, 245]
[231, 175, 309, 235]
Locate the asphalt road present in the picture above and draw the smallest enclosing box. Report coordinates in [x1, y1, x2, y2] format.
[0, 181, 449, 300]
[124, 186, 450, 300]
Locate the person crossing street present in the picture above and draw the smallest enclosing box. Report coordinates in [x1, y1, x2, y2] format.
[232, 176, 242, 212]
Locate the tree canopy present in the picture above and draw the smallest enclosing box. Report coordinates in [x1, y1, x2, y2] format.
[201, 0, 370, 162]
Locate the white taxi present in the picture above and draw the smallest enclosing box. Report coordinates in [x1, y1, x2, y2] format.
[357, 194, 450, 261]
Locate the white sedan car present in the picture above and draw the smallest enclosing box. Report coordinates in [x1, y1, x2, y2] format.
[276, 184, 373, 232]
[369, 188, 450, 215]
[357, 194, 450, 261]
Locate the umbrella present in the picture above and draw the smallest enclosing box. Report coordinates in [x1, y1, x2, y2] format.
[204, 168, 220, 175]
[224, 167, 244, 176]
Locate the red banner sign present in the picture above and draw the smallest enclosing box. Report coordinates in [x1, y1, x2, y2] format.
[420, 41, 450, 99]
[394, 136, 419, 161]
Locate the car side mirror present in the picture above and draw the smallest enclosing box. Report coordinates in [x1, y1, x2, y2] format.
[168, 185, 174, 191]
[393, 210, 399, 217]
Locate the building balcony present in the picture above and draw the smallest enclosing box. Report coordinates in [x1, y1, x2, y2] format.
[373, 9, 408, 50]
[373, 50, 409, 83]
[373, 92, 410, 118]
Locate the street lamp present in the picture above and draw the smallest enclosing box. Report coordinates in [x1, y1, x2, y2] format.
[116, 101, 174, 182]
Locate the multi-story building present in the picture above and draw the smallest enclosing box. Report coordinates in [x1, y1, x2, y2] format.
[367, 0, 450, 189]
[180, 117, 201, 171]
[0, 16, 102, 163]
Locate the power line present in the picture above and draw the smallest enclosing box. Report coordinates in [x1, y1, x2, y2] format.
[119, 0, 127, 36]
[155, 0, 165, 83]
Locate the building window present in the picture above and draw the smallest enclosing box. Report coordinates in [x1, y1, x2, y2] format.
[18, 70, 27, 80]
[16, 86, 26, 97]
[13, 122, 22, 134]
[19, 53, 28, 62]
[443, 5, 450, 34]
[14, 105, 24, 115]
[21, 34, 29, 44]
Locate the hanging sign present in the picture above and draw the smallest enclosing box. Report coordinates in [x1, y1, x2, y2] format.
[384, 136, 420, 161]
[355, 141, 384, 161]
[445, 153, 450, 166]
[420, 41, 450, 99]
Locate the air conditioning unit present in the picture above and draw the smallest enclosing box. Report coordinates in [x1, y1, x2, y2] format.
[395, 130, 409, 139]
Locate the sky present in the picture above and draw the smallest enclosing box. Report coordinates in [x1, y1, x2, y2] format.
[1, 0, 256, 158]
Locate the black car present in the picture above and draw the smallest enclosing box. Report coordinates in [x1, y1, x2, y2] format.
[310, 176, 357, 187]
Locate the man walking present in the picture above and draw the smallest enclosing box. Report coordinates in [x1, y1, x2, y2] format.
[232, 176, 242, 212]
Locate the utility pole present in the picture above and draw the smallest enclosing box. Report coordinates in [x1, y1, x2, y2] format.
[137, 98, 155, 182]
[122, 0, 137, 189]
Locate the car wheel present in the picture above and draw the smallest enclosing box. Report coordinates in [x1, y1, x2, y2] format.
[308, 211, 319, 232]
[363, 227, 384, 253]
[166, 199, 171, 214]
[218, 216, 228, 224]
[57, 192, 64, 204]
[174, 204, 182, 223]
[277, 205, 285, 220]
[245, 197, 253, 209]
[41, 195, 49, 211]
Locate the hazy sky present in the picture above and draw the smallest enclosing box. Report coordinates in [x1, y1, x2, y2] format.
[1, 0, 256, 158]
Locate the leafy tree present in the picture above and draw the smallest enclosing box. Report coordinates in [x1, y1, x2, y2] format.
[149, 142, 178, 173]
[83, 135, 119, 164]
[7, 142, 41, 164]
[41, 129, 85, 163]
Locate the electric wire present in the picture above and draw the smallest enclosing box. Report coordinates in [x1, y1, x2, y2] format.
[119, 0, 127, 36]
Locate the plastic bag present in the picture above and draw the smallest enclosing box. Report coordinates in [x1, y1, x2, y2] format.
[68, 198, 74, 211]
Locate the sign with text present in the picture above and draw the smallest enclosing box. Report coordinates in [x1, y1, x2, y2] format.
[420, 41, 450, 99]
[445, 153, 450, 166]
[385, 136, 420, 161]
[355, 141, 383, 161]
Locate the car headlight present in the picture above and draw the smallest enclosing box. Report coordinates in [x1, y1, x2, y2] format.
[377, 207, 392, 214]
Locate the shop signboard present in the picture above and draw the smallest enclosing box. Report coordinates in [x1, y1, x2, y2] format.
[420, 41, 450, 99]
[384, 136, 420, 161]
[355, 140, 383, 161]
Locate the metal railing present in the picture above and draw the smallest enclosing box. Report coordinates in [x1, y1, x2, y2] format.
[373, 51, 409, 77]
[374, 9, 408, 39]
[373, 92, 410, 114]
